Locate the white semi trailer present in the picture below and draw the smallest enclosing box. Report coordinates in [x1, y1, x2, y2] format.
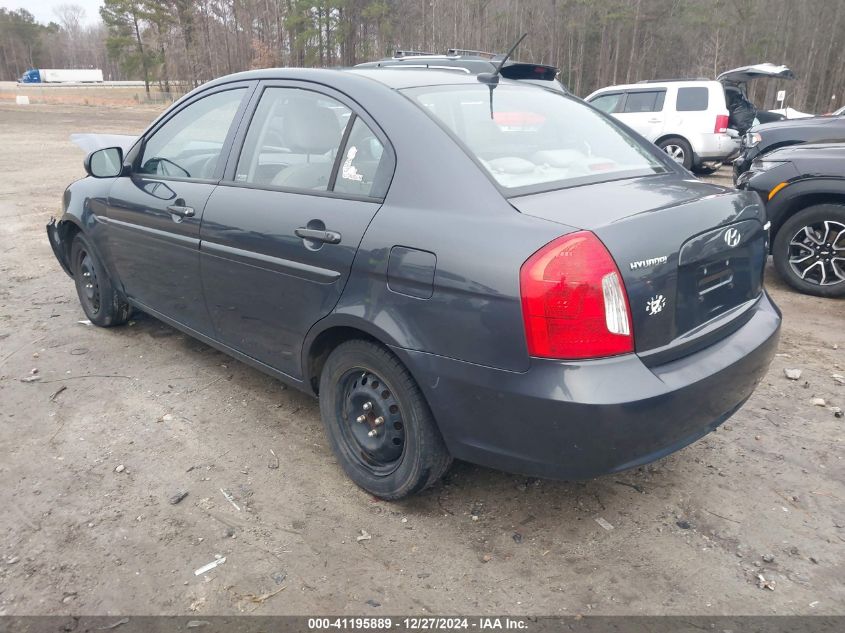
[19, 68, 104, 83]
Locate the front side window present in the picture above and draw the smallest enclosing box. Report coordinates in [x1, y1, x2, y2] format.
[676, 87, 710, 111]
[406, 84, 666, 192]
[138, 88, 246, 180]
[589, 92, 623, 113]
[235, 87, 351, 191]
[623, 90, 665, 113]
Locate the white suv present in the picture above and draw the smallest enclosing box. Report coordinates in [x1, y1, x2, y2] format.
[586, 64, 795, 173]
[586, 80, 739, 173]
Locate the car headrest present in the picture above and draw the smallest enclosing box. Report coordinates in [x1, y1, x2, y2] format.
[283, 101, 341, 154]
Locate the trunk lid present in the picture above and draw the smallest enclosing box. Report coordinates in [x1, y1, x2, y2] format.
[717, 63, 795, 85]
[510, 175, 768, 361]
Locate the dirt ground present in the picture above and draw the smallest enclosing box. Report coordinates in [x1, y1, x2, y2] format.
[0, 102, 843, 617]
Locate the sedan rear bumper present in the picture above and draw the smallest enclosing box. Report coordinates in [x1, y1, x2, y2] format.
[396, 292, 781, 480]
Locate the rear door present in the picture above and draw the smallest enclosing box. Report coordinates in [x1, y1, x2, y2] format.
[614, 88, 667, 141]
[105, 83, 253, 334]
[199, 81, 395, 378]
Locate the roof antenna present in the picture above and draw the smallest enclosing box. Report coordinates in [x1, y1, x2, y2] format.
[477, 32, 527, 86]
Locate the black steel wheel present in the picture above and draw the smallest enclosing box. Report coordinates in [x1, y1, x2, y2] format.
[773, 204, 845, 298]
[70, 233, 132, 326]
[338, 368, 407, 474]
[319, 340, 451, 499]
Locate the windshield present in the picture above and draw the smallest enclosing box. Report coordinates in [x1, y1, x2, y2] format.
[405, 84, 666, 192]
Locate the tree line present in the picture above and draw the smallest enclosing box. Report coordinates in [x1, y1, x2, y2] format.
[2, 0, 844, 112]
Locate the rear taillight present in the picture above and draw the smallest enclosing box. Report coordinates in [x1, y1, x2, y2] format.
[520, 231, 634, 360]
[714, 114, 729, 133]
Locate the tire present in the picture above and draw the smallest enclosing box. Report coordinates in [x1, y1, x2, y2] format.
[657, 136, 693, 170]
[772, 204, 845, 298]
[70, 233, 132, 326]
[318, 340, 452, 500]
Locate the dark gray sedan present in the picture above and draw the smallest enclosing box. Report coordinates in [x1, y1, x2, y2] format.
[48, 68, 781, 499]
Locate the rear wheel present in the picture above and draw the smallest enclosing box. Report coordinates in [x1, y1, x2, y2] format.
[70, 233, 131, 326]
[318, 340, 451, 500]
[773, 204, 845, 297]
[657, 136, 693, 170]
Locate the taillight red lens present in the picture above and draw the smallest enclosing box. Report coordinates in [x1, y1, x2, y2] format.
[715, 114, 729, 133]
[520, 231, 634, 360]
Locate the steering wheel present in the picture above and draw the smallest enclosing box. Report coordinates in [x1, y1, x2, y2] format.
[145, 156, 191, 178]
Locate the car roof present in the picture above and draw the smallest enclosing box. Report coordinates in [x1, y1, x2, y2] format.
[200, 66, 550, 93]
[587, 80, 720, 97]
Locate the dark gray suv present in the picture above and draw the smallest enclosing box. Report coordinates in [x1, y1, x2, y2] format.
[48, 68, 781, 499]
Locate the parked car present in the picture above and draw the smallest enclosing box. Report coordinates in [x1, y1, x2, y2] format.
[47, 68, 781, 499]
[356, 48, 568, 93]
[737, 143, 845, 297]
[733, 115, 845, 181]
[586, 63, 794, 173]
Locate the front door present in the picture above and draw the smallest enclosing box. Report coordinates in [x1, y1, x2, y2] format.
[199, 83, 395, 378]
[614, 88, 667, 141]
[105, 84, 252, 334]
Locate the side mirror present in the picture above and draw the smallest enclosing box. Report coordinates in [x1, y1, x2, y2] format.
[84, 147, 124, 178]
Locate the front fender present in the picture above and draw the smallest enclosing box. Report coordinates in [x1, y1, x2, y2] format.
[767, 177, 845, 237]
[48, 177, 120, 286]
[46, 217, 75, 277]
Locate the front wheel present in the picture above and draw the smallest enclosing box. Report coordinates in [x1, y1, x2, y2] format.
[657, 136, 693, 170]
[70, 233, 131, 326]
[318, 340, 452, 500]
[772, 204, 845, 297]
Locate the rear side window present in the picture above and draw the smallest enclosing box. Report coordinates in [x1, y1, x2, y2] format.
[622, 90, 665, 113]
[333, 117, 390, 198]
[676, 87, 710, 111]
[589, 92, 623, 114]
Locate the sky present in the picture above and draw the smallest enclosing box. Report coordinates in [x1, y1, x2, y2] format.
[0, 0, 104, 25]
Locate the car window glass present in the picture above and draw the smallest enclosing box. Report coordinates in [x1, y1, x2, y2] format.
[590, 93, 623, 113]
[138, 88, 245, 180]
[333, 117, 389, 198]
[235, 87, 351, 191]
[407, 85, 665, 191]
[676, 87, 709, 111]
[623, 90, 665, 113]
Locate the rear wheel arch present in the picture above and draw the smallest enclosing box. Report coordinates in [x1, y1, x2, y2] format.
[306, 325, 382, 395]
[304, 318, 414, 396]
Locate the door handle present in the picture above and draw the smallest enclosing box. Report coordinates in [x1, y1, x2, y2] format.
[166, 204, 195, 218]
[295, 227, 342, 244]
[648, 118, 662, 123]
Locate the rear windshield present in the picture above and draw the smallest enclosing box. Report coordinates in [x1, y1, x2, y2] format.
[405, 84, 665, 192]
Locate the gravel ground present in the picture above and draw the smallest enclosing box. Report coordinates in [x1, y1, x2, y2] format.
[0, 103, 843, 616]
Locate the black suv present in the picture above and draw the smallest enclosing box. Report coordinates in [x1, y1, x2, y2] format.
[355, 48, 568, 93]
[733, 115, 845, 181]
[737, 142, 845, 297]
